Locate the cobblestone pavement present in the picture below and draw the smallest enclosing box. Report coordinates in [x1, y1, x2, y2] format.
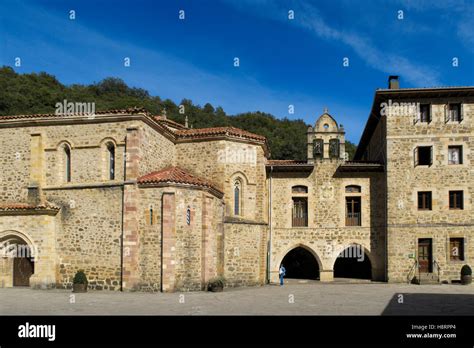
[1, 280, 473, 315]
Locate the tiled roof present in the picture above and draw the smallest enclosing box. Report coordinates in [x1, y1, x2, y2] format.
[175, 126, 266, 142]
[0, 108, 269, 154]
[0, 202, 60, 211]
[138, 166, 223, 195]
[0, 107, 149, 120]
[153, 116, 187, 130]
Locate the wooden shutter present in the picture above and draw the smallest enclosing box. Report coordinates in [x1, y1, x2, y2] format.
[445, 104, 449, 123]
[429, 146, 433, 166]
[428, 104, 432, 123]
[414, 147, 419, 167]
[460, 103, 464, 122]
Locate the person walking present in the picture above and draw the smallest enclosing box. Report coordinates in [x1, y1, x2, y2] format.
[279, 265, 286, 286]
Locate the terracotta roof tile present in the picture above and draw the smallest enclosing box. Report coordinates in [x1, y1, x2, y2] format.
[138, 166, 223, 195]
[175, 126, 266, 142]
[0, 108, 269, 154]
[0, 202, 60, 211]
[0, 107, 149, 120]
[153, 116, 186, 129]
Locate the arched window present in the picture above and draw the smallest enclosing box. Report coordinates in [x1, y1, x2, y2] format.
[64, 145, 71, 182]
[234, 180, 241, 216]
[329, 139, 340, 158]
[313, 139, 323, 158]
[107, 143, 115, 180]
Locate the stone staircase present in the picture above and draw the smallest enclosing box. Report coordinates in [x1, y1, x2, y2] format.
[416, 272, 439, 285]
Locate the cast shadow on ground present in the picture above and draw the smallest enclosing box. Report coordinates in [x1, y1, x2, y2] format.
[382, 293, 474, 315]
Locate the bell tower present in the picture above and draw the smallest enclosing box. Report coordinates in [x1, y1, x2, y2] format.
[307, 108, 346, 163]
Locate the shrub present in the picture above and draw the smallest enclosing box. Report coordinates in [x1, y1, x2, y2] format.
[207, 276, 226, 290]
[461, 265, 472, 276]
[73, 270, 88, 285]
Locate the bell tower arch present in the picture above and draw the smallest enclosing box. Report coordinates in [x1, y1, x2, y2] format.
[307, 108, 346, 163]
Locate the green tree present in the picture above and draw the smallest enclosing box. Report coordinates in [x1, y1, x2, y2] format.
[0, 66, 357, 160]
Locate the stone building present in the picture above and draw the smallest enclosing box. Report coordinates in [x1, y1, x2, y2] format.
[0, 76, 472, 291]
[356, 76, 474, 283]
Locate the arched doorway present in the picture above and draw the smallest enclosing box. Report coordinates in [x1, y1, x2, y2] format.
[280, 247, 319, 280]
[0, 233, 35, 287]
[333, 245, 372, 280]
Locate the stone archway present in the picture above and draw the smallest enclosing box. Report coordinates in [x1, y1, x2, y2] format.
[333, 244, 372, 280]
[0, 232, 36, 287]
[280, 245, 320, 280]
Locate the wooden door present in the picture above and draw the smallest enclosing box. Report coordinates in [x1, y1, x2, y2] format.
[292, 198, 308, 227]
[418, 239, 432, 273]
[13, 257, 34, 286]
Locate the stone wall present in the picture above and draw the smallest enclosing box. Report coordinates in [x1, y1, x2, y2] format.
[376, 100, 473, 282]
[137, 185, 225, 292]
[45, 187, 123, 290]
[139, 124, 175, 177]
[268, 161, 386, 282]
[176, 140, 267, 222]
[0, 214, 58, 288]
[223, 221, 267, 287]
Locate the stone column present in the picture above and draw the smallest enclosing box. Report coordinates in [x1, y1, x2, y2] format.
[29, 133, 45, 187]
[161, 192, 176, 292]
[319, 270, 334, 282]
[122, 126, 141, 290]
[307, 126, 314, 163]
[201, 195, 215, 289]
[30, 215, 58, 289]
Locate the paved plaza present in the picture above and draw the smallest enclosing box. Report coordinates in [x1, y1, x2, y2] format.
[1, 280, 473, 315]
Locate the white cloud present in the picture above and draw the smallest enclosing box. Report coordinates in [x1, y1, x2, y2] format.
[394, 0, 474, 52]
[223, 0, 442, 86]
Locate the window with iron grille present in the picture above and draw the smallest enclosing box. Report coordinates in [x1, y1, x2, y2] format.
[313, 139, 323, 158]
[329, 139, 339, 158]
[186, 207, 191, 225]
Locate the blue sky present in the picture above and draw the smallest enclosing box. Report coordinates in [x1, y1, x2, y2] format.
[1, 0, 473, 142]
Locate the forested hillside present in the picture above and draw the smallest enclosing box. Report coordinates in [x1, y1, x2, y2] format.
[0, 66, 357, 160]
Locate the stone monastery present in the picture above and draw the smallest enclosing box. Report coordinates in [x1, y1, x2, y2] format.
[0, 76, 473, 291]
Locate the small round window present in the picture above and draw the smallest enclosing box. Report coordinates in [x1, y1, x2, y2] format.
[323, 123, 329, 130]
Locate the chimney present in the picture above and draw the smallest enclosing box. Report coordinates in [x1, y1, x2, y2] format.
[388, 75, 399, 89]
[27, 184, 44, 206]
